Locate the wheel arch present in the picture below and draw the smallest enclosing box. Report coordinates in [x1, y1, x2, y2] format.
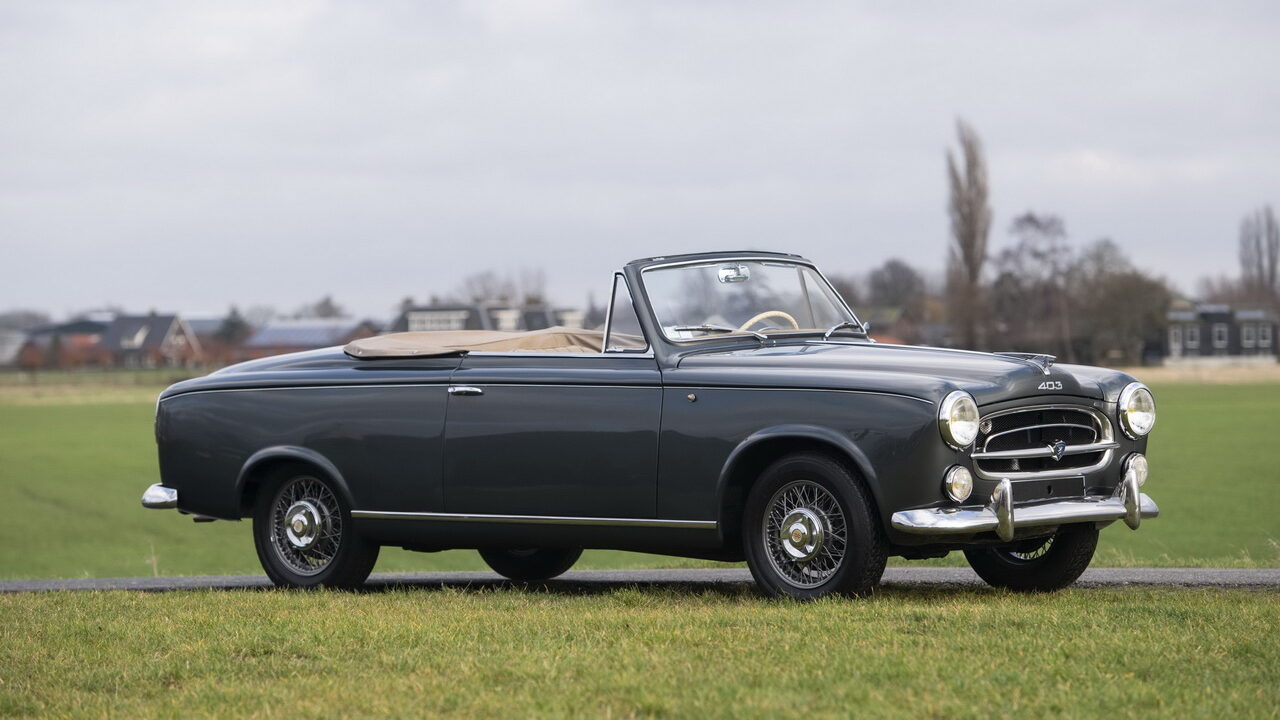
[235, 446, 353, 518]
[715, 425, 882, 552]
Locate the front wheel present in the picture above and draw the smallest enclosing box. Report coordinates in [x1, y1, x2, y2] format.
[253, 469, 379, 589]
[743, 452, 887, 600]
[479, 548, 583, 581]
[962, 523, 1098, 592]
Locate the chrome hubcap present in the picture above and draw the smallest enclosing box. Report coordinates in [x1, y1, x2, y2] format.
[763, 480, 847, 588]
[779, 508, 825, 561]
[269, 477, 342, 576]
[284, 500, 324, 549]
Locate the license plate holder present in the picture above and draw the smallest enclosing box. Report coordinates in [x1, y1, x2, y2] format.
[1011, 476, 1085, 503]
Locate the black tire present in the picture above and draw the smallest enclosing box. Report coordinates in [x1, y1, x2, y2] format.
[478, 548, 583, 581]
[252, 468, 379, 589]
[963, 523, 1098, 592]
[743, 452, 887, 600]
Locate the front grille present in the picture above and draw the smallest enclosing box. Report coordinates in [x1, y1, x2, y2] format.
[971, 405, 1116, 480]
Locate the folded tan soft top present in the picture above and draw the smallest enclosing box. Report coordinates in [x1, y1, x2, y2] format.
[345, 326, 608, 358]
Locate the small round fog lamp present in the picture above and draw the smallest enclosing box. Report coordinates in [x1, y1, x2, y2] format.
[1125, 453, 1148, 487]
[944, 466, 974, 503]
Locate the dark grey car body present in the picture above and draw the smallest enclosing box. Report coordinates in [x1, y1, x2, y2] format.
[153, 251, 1150, 562]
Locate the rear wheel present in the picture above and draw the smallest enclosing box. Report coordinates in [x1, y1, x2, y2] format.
[252, 469, 379, 589]
[963, 523, 1098, 592]
[743, 452, 886, 600]
[479, 548, 582, 581]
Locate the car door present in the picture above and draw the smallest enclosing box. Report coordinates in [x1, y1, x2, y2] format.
[441, 352, 662, 518]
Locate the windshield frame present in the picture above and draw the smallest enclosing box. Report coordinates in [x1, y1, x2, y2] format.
[636, 256, 867, 346]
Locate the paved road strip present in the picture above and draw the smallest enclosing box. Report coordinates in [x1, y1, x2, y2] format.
[1, 567, 1277, 593]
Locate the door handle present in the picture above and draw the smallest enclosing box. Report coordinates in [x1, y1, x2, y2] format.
[448, 386, 484, 396]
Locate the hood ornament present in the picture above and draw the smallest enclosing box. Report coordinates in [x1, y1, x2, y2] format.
[994, 352, 1056, 375]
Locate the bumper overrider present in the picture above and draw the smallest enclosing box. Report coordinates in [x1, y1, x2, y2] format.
[141, 483, 178, 509]
[891, 470, 1158, 542]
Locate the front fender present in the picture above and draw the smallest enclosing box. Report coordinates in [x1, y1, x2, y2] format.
[717, 424, 879, 498]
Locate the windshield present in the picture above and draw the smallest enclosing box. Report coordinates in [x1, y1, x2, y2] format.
[642, 260, 859, 342]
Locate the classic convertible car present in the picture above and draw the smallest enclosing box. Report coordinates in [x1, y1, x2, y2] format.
[143, 251, 1158, 599]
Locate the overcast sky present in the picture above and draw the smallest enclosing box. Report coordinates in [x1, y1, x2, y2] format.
[2, 1, 1277, 322]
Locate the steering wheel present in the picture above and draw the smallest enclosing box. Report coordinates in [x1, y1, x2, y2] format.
[738, 310, 799, 332]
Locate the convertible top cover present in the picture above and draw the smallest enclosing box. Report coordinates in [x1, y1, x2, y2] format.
[344, 326, 606, 358]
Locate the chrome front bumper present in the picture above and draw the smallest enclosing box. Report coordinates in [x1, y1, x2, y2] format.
[891, 473, 1158, 542]
[141, 483, 178, 509]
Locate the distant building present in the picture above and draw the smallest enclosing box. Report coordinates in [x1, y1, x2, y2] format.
[239, 318, 380, 360]
[184, 315, 246, 367]
[1166, 302, 1276, 362]
[0, 330, 26, 368]
[98, 314, 203, 368]
[389, 304, 584, 333]
[17, 318, 112, 369]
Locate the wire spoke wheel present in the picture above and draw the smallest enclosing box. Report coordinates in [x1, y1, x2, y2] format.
[268, 476, 342, 576]
[762, 479, 847, 588]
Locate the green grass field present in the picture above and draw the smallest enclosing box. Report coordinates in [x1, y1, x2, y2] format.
[1, 586, 1276, 717]
[1, 379, 1277, 579]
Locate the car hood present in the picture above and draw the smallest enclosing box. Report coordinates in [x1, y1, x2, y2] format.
[669, 341, 1133, 406]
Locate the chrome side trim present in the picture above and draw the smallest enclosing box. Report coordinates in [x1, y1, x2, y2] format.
[350, 509, 717, 529]
[141, 483, 178, 509]
[891, 475, 1159, 540]
[161, 382, 659, 402]
[159, 383, 450, 402]
[466, 350, 656, 359]
[659, 384, 934, 404]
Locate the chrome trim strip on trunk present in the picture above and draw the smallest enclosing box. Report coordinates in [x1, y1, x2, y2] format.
[350, 510, 717, 529]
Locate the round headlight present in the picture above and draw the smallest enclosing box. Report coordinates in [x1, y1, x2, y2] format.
[943, 465, 973, 503]
[1118, 383, 1156, 438]
[1125, 453, 1148, 487]
[939, 391, 980, 449]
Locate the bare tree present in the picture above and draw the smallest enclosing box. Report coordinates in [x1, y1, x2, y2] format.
[1239, 205, 1279, 306]
[517, 268, 548, 305]
[1072, 240, 1171, 365]
[243, 306, 276, 329]
[1009, 213, 1076, 362]
[867, 259, 925, 315]
[946, 119, 992, 350]
[825, 274, 862, 309]
[296, 295, 344, 319]
[0, 309, 51, 332]
[215, 306, 251, 344]
[456, 271, 516, 304]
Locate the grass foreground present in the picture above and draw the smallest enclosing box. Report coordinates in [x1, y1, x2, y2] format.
[1, 585, 1276, 718]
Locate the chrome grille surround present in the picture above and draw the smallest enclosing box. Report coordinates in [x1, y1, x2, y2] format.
[971, 405, 1117, 481]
